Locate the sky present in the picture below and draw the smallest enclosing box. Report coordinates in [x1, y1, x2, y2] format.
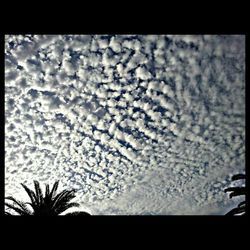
[5, 35, 245, 215]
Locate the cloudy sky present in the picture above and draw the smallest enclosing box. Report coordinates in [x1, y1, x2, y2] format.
[5, 35, 245, 215]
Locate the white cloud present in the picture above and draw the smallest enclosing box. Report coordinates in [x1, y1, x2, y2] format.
[109, 37, 121, 53]
[135, 66, 152, 80]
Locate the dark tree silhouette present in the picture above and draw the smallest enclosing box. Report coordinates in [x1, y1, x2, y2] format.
[5, 180, 91, 216]
[65, 211, 91, 216]
[224, 174, 246, 216]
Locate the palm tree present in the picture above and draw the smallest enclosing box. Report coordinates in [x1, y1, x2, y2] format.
[224, 174, 246, 215]
[5, 180, 91, 216]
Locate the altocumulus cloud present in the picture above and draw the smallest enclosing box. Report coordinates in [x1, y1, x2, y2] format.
[5, 35, 245, 214]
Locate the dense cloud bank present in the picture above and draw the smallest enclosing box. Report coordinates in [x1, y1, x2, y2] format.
[5, 35, 245, 214]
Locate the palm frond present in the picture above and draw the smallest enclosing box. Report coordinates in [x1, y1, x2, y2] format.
[55, 202, 80, 215]
[224, 187, 246, 198]
[231, 174, 246, 181]
[238, 201, 246, 208]
[5, 196, 32, 214]
[34, 180, 43, 205]
[52, 190, 76, 210]
[225, 206, 246, 216]
[5, 202, 31, 215]
[45, 184, 50, 197]
[44, 184, 53, 207]
[49, 181, 59, 199]
[25, 202, 36, 211]
[224, 173, 246, 216]
[224, 187, 245, 193]
[21, 183, 38, 205]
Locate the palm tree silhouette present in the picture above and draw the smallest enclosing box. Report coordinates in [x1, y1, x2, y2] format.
[5, 180, 91, 216]
[224, 174, 246, 215]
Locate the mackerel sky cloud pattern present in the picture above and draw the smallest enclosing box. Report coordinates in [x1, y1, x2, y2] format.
[5, 35, 245, 215]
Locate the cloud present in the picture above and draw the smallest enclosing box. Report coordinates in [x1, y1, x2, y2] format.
[5, 35, 245, 215]
[135, 66, 152, 80]
[109, 37, 122, 53]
